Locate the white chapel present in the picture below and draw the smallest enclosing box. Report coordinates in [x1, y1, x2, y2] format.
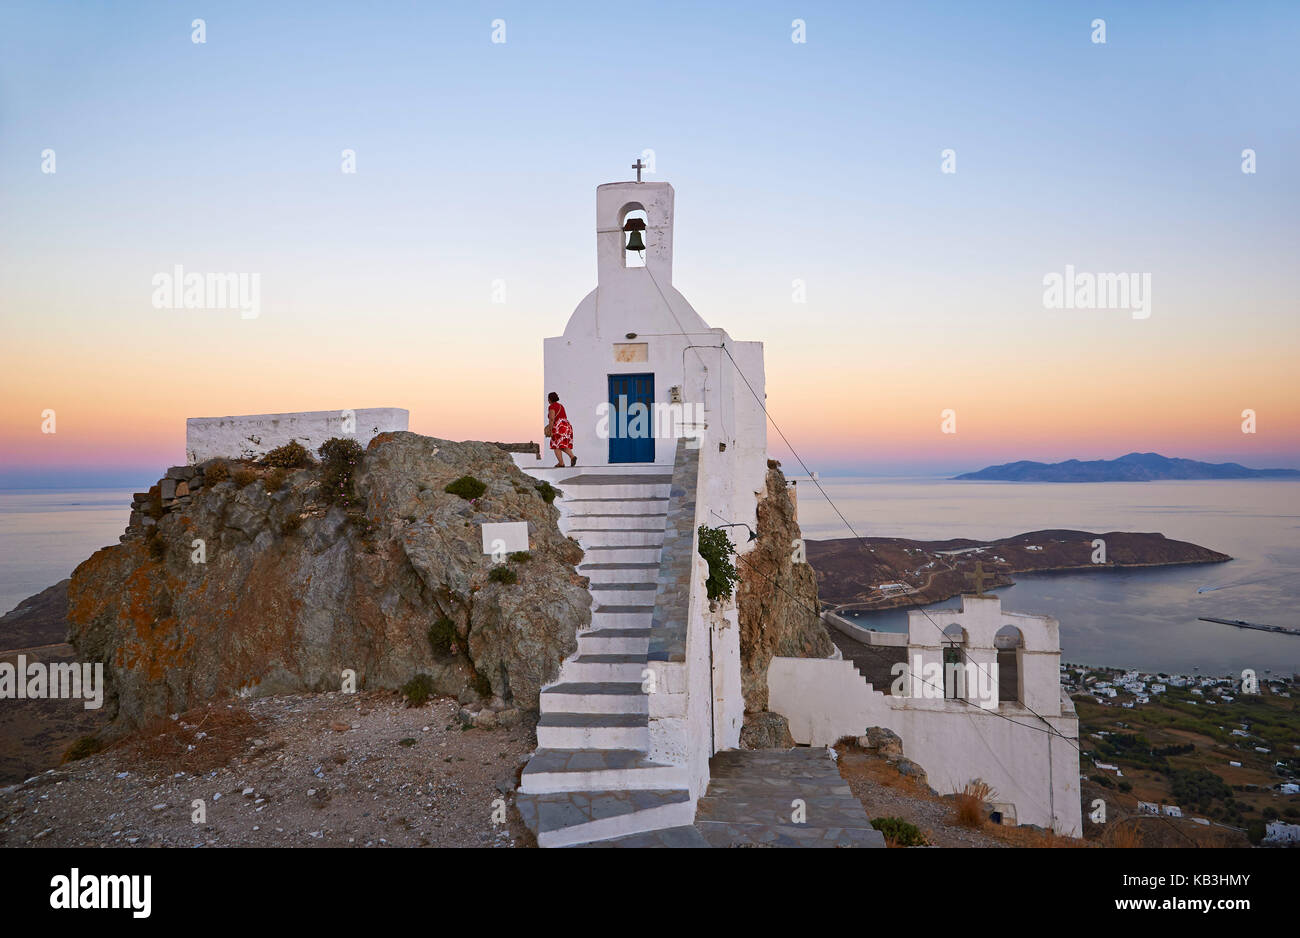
[510, 172, 775, 845]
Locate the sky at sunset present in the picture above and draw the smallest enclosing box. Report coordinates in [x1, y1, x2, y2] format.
[2, 1, 1297, 487]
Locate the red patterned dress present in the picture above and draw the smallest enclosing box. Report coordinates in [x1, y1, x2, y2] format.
[548, 401, 573, 451]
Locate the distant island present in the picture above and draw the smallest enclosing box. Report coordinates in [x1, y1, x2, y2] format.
[954, 452, 1300, 483]
[805, 529, 1231, 610]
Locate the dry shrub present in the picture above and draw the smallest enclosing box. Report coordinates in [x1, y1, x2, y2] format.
[260, 439, 313, 469]
[62, 735, 105, 763]
[841, 750, 933, 798]
[994, 824, 1090, 848]
[1103, 819, 1145, 848]
[232, 465, 259, 488]
[204, 461, 230, 484]
[114, 703, 266, 775]
[952, 779, 996, 828]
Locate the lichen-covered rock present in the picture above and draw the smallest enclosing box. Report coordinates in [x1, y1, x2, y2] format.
[736, 459, 834, 713]
[739, 711, 795, 750]
[862, 726, 904, 756]
[67, 432, 590, 731]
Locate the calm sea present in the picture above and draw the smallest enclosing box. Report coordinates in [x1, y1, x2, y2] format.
[0, 490, 136, 617]
[1, 481, 1298, 676]
[794, 478, 1300, 677]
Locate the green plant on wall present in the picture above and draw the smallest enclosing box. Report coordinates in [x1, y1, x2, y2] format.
[697, 524, 739, 602]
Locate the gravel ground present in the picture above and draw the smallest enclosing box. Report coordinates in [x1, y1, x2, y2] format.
[835, 746, 1012, 847]
[0, 691, 536, 848]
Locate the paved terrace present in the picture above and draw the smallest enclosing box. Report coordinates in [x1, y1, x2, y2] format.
[582, 747, 886, 848]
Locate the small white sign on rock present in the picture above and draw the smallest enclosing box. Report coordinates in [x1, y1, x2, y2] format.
[481, 522, 529, 558]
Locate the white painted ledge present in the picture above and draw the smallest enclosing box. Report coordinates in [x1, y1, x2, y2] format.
[185, 407, 409, 463]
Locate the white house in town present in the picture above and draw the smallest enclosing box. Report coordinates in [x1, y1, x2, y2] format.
[1264, 821, 1300, 844]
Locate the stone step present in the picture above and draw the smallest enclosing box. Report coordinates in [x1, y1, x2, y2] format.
[519, 748, 688, 793]
[708, 749, 842, 776]
[562, 653, 648, 683]
[541, 681, 649, 714]
[579, 825, 710, 848]
[562, 484, 671, 502]
[561, 512, 667, 531]
[589, 582, 659, 606]
[578, 562, 659, 584]
[569, 528, 665, 547]
[591, 605, 656, 629]
[577, 628, 652, 656]
[515, 787, 694, 848]
[688, 747, 887, 848]
[535, 711, 650, 749]
[694, 821, 886, 848]
[580, 545, 661, 564]
[561, 496, 669, 517]
[695, 795, 868, 828]
[558, 474, 673, 502]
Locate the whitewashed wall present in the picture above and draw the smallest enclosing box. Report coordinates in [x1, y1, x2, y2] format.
[769, 657, 1082, 835]
[185, 408, 409, 463]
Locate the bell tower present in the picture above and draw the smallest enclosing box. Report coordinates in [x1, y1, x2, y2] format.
[545, 171, 764, 475]
[596, 179, 674, 286]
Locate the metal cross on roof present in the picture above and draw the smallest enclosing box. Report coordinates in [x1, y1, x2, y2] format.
[966, 560, 991, 597]
[632, 158, 645, 182]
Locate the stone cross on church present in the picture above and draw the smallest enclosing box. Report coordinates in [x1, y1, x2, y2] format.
[966, 560, 991, 596]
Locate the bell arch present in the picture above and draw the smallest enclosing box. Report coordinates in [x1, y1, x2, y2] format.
[995, 624, 1024, 704]
[942, 623, 969, 699]
[620, 205, 648, 268]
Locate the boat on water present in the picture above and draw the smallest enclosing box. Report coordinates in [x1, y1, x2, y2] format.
[1198, 616, 1300, 637]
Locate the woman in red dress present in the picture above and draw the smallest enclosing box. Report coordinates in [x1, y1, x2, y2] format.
[545, 392, 577, 467]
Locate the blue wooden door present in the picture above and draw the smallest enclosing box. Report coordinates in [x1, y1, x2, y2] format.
[608, 373, 655, 463]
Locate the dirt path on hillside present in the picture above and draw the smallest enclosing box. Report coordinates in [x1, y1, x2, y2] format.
[0, 691, 535, 848]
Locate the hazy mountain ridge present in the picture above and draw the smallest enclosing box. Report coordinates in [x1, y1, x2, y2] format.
[954, 452, 1300, 482]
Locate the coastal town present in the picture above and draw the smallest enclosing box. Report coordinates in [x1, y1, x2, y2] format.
[1068, 663, 1299, 846]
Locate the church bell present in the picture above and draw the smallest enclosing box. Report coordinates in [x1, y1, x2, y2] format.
[623, 217, 646, 253]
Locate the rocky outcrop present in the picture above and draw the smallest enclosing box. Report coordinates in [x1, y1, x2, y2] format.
[67, 432, 590, 731]
[858, 726, 903, 757]
[736, 459, 834, 714]
[0, 579, 69, 651]
[738, 711, 795, 750]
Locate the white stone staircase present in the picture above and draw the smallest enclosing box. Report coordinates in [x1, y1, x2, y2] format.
[515, 468, 697, 847]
